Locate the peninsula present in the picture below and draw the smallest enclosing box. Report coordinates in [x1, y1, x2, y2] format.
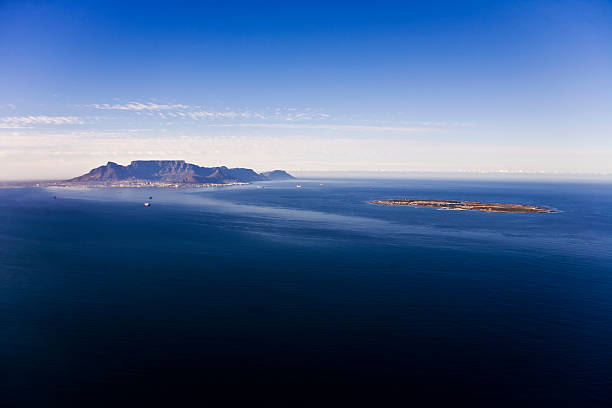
[14, 160, 295, 188]
[369, 199, 554, 213]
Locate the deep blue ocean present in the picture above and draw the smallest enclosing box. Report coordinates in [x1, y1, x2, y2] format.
[1, 179, 611, 406]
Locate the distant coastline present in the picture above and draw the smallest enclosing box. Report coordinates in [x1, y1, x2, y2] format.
[14, 180, 250, 189]
[0, 160, 295, 188]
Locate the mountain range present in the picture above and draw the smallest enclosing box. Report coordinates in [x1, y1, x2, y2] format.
[68, 160, 294, 184]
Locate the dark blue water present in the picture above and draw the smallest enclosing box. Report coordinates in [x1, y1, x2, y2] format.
[1, 180, 611, 406]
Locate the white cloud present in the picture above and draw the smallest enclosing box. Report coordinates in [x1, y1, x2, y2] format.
[88, 102, 190, 111]
[88, 101, 331, 121]
[209, 123, 431, 132]
[0, 116, 84, 128]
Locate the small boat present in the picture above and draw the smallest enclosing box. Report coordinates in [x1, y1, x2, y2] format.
[144, 202, 151, 207]
[149, 196, 152, 200]
[296, 184, 302, 188]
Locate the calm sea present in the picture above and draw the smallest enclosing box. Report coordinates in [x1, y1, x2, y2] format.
[1, 179, 611, 406]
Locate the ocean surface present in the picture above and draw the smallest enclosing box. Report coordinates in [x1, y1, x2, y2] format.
[1, 179, 611, 406]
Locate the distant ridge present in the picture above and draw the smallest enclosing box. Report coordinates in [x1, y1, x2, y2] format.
[68, 160, 294, 184]
[259, 170, 295, 180]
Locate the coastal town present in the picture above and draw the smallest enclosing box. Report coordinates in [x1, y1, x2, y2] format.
[33, 180, 250, 189]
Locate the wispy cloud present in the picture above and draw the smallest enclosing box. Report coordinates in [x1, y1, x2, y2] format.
[88, 101, 331, 121]
[0, 116, 84, 128]
[88, 102, 190, 111]
[209, 123, 431, 132]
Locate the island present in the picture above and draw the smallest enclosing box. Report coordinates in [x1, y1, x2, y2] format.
[369, 199, 554, 213]
[3, 160, 295, 188]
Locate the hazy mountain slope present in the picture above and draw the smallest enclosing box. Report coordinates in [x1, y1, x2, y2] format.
[68, 161, 294, 184]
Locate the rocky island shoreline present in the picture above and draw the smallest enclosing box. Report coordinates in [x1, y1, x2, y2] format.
[370, 199, 555, 213]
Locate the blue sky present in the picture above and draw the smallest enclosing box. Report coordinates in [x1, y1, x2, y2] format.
[1, 0, 611, 179]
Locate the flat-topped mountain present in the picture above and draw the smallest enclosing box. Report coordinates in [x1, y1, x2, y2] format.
[68, 160, 294, 185]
